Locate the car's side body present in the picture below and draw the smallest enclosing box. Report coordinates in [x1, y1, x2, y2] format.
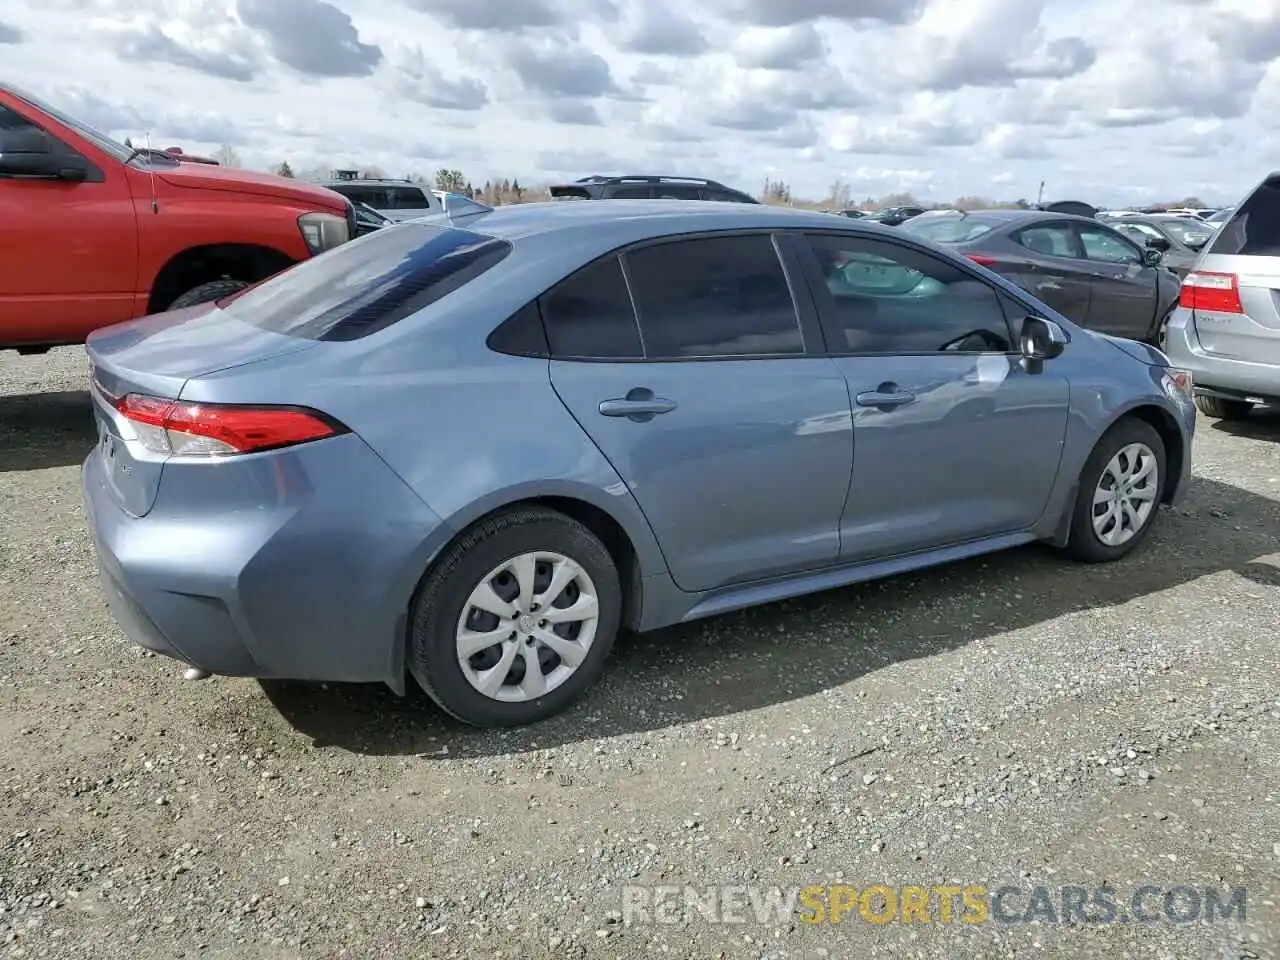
[84, 201, 1195, 696]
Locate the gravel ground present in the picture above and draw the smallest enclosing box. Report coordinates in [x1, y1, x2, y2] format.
[1, 346, 1278, 960]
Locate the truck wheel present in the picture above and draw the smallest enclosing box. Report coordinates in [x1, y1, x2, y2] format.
[167, 279, 249, 311]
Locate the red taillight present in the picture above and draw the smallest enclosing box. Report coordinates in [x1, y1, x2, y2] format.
[966, 253, 997, 267]
[1179, 271, 1243, 313]
[112, 393, 342, 457]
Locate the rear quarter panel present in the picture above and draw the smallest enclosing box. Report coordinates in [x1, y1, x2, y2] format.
[178, 286, 673, 620]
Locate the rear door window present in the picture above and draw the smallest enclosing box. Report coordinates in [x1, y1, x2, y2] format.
[1014, 223, 1080, 259]
[1208, 177, 1280, 256]
[218, 222, 511, 341]
[622, 234, 804, 358]
[539, 257, 644, 359]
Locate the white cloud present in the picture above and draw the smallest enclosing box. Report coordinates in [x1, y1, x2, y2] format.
[1, 0, 1274, 203]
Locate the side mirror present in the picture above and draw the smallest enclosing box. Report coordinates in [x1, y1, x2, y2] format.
[1142, 247, 1164, 267]
[0, 128, 86, 181]
[1020, 315, 1068, 364]
[1144, 235, 1172, 252]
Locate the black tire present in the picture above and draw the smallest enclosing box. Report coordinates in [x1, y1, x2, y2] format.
[1150, 306, 1174, 349]
[1065, 417, 1166, 563]
[167, 278, 249, 311]
[1194, 394, 1253, 420]
[408, 507, 621, 727]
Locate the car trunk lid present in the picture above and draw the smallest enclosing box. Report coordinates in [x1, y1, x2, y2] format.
[86, 303, 320, 517]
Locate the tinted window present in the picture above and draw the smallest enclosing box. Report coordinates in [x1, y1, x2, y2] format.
[623, 234, 803, 358]
[1210, 178, 1280, 256]
[487, 301, 549, 357]
[1077, 225, 1140, 264]
[1016, 224, 1077, 258]
[218, 223, 511, 341]
[608, 186, 652, 198]
[806, 234, 1013, 354]
[651, 184, 701, 199]
[334, 184, 386, 207]
[385, 185, 430, 209]
[702, 189, 750, 203]
[540, 257, 643, 359]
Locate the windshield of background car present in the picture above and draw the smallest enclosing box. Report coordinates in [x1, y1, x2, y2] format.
[217, 222, 512, 341]
[7, 84, 132, 162]
[1160, 218, 1213, 246]
[902, 216, 1001, 243]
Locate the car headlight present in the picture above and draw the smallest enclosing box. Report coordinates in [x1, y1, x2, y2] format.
[298, 212, 351, 256]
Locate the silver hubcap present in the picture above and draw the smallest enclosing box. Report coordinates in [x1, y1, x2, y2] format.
[1091, 442, 1159, 546]
[456, 551, 599, 703]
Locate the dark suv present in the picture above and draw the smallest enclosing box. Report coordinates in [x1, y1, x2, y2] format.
[548, 175, 759, 204]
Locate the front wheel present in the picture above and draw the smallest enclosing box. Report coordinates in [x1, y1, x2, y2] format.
[409, 507, 622, 727]
[1065, 418, 1166, 563]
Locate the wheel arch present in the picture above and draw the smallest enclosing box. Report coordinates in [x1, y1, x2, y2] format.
[1046, 400, 1187, 548]
[147, 243, 295, 314]
[1106, 402, 1186, 505]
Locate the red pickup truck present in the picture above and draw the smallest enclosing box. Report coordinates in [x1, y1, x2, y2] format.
[0, 82, 356, 353]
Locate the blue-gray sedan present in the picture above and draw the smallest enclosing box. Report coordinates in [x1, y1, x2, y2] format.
[82, 200, 1197, 726]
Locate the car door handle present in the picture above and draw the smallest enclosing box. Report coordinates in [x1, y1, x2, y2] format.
[598, 388, 678, 421]
[855, 389, 915, 409]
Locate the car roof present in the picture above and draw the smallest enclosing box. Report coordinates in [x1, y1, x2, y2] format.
[450, 198, 896, 243]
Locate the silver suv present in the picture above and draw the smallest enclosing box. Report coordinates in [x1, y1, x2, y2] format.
[323, 177, 443, 222]
[1164, 172, 1280, 418]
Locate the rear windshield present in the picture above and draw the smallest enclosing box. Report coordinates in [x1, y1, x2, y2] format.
[218, 223, 511, 341]
[902, 216, 1000, 243]
[1208, 178, 1280, 256]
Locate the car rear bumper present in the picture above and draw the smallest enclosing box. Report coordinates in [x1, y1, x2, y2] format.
[82, 433, 447, 687]
[1164, 306, 1280, 403]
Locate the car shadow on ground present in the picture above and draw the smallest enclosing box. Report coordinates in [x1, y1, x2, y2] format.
[261, 474, 1280, 759]
[0, 390, 96, 472]
[1207, 405, 1280, 441]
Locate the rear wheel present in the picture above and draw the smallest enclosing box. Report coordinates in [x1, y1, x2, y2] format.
[1065, 418, 1166, 563]
[409, 507, 621, 727]
[1194, 394, 1253, 420]
[167, 278, 249, 311]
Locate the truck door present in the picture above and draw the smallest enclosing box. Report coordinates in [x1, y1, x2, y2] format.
[0, 96, 139, 347]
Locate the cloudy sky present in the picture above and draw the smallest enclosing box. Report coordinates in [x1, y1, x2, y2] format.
[3, 0, 1279, 204]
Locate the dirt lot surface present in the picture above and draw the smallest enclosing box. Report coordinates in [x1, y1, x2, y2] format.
[1, 347, 1278, 960]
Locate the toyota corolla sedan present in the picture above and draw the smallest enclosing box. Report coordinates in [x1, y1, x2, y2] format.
[83, 200, 1197, 727]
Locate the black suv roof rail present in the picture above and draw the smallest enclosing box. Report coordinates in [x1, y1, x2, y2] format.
[573, 174, 736, 190]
